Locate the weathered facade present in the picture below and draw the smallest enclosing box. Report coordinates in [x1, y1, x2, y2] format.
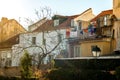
[0, 17, 26, 67]
[79, 40, 111, 57]
[0, 17, 26, 42]
[66, 8, 119, 58]
[0, 34, 19, 67]
[12, 19, 67, 66]
[66, 8, 96, 57]
[113, 0, 120, 50]
[67, 0, 120, 58]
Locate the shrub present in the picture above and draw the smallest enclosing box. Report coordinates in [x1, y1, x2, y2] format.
[46, 69, 116, 80]
[20, 50, 32, 79]
[115, 66, 120, 80]
[0, 76, 38, 80]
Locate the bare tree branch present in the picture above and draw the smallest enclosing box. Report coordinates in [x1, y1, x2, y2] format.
[12, 6, 65, 69]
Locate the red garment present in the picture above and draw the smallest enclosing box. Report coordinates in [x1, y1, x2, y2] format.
[66, 28, 70, 38]
[83, 29, 88, 33]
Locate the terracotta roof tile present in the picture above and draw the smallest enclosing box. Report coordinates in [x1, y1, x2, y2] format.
[91, 9, 113, 21]
[33, 8, 93, 32]
[57, 8, 93, 28]
[33, 19, 70, 32]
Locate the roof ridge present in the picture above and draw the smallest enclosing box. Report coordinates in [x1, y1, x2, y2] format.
[101, 9, 113, 12]
[69, 8, 92, 18]
[91, 9, 113, 21]
[28, 17, 47, 27]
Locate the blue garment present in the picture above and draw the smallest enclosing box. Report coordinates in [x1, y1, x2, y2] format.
[80, 30, 83, 34]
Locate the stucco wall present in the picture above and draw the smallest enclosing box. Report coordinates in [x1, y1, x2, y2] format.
[80, 41, 111, 57]
[113, 0, 120, 19]
[74, 8, 95, 22]
[113, 0, 120, 50]
[12, 29, 66, 66]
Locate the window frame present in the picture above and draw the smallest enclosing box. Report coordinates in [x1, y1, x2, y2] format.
[32, 37, 36, 45]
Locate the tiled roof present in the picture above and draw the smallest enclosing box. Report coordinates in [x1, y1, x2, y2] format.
[57, 17, 73, 28]
[33, 19, 70, 32]
[29, 17, 47, 27]
[57, 8, 93, 28]
[0, 34, 19, 49]
[33, 8, 93, 32]
[33, 20, 55, 32]
[91, 9, 113, 21]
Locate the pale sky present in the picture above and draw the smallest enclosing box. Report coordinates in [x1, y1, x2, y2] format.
[0, 0, 112, 28]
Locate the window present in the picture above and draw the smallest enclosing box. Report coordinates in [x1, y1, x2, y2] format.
[6, 59, 11, 66]
[78, 22, 82, 30]
[54, 20, 59, 26]
[104, 16, 107, 26]
[71, 19, 74, 27]
[49, 55, 54, 62]
[58, 34, 62, 43]
[7, 53, 11, 58]
[74, 46, 80, 57]
[32, 37, 36, 45]
[1, 52, 6, 58]
[71, 26, 77, 32]
[42, 38, 46, 45]
[112, 29, 115, 39]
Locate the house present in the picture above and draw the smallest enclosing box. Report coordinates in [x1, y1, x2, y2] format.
[0, 34, 20, 67]
[0, 17, 26, 42]
[74, 0, 120, 57]
[72, 9, 116, 57]
[67, 1, 120, 58]
[11, 18, 68, 66]
[113, 0, 120, 51]
[62, 8, 95, 57]
[0, 17, 26, 67]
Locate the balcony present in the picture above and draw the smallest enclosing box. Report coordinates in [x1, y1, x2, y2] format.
[98, 16, 113, 28]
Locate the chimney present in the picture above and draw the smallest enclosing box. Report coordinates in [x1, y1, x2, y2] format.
[0, 17, 8, 25]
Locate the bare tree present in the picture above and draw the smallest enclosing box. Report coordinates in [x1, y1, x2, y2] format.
[24, 6, 53, 27]
[12, 6, 66, 69]
[12, 27, 65, 69]
[35, 6, 52, 20]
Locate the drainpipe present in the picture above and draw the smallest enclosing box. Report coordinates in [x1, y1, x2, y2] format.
[110, 37, 112, 53]
[110, 29, 115, 53]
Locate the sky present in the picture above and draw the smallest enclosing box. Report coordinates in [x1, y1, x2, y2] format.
[0, 0, 112, 28]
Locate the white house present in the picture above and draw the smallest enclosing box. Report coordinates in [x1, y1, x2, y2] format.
[61, 8, 95, 58]
[11, 20, 67, 66]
